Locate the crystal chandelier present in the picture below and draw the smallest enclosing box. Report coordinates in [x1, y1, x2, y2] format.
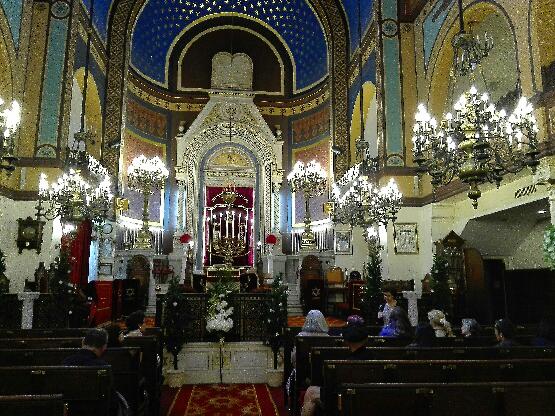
[287, 160, 327, 250]
[332, 164, 402, 242]
[38, 167, 113, 228]
[0, 99, 21, 174]
[127, 155, 169, 249]
[412, 86, 539, 208]
[451, 0, 493, 77]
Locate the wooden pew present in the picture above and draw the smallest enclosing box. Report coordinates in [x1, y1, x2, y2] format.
[0, 347, 144, 414]
[338, 381, 555, 416]
[0, 394, 66, 416]
[122, 336, 161, 416]
[0, 336, 160, 415]
[0, 366, 112, 416]
[0, 337, 83, 349]
[322, 359, 555, 415]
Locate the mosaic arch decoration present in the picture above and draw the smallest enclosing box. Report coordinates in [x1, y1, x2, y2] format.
[81, 0, 112, 43]
[130, 0, 329, 91]
[340, 0, 373, 55]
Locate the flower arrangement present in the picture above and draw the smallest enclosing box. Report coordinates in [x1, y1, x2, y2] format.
[264, 273, 288, 369]
[179, 233, 192, 244]
[543, 225, 555, 270]
[206, 281, 235, 339]
[265, 234, 277, 245]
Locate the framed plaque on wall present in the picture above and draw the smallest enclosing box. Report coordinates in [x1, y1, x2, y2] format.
[334, 230, 352, 255]
[394, 223, 419, 254]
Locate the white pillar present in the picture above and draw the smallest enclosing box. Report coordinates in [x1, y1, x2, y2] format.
[549, 188, 555, 225]
[18, 292, 40, 329]
[402, 290, 421, 327]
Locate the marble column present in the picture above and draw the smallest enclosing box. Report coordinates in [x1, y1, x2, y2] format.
[18, 292, 40, 329]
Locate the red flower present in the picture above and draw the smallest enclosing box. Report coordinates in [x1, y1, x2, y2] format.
[179, 233, 192, 244]
[265, 234, 277, 245]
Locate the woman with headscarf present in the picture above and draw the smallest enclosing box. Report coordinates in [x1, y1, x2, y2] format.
[428, 309, 454, 337]
[287, 310, 329, 410]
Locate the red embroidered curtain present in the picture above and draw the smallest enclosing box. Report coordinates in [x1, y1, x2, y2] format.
[61, 219, 93, 287]
[204, 186, 254, 267]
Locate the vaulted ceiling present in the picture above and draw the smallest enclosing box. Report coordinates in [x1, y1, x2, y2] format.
[82, 0, 379, 92]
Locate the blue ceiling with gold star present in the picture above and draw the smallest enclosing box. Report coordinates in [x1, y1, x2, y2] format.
[129, 0, 328, 91]
[341, 0, 373, 54]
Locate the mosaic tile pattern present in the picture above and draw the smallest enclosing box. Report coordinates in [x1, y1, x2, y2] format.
[341, 0, 373, 55]
[0, 0, 23, 47]
[81, 0, 112, 43]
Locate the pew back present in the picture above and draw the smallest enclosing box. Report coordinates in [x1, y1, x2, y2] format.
[338, 382, 555, 416]
[323, 359, 555, 415]
[0, 394, 66, 416]
[0, 366, 112, 416]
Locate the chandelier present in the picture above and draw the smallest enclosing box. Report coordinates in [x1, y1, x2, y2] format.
[451, 0, 493, 77]
[127, 155, 169, 249]
[332, 164, 402, 242]
[412, 86, 539, 208]
[287, 160, 327, 251]
[0, 99, 21, 174]
[38, 167, 113, 228]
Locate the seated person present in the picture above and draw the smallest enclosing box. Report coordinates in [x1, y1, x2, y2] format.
[461, 318, 481, 338]
[63, 328, 110, 366]
[287, 310, 329, 405]
[407, 322, 436, 348]
[494, 318, 519, 347]
[428, 309, 454, 337]
[63, 329, 128, 416]
[379, 306, 413, 339]
[119, 310, 145, 342]
[532, 318, 555, 347]
[377, 288, 398, 329]
[301, 318, 370, 416]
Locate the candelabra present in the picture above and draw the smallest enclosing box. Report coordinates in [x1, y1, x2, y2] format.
[0, 99, 21, 174]
[451, 0, 493, 77]
[412, 86, 539, 208]
[332, 163, 402, 249]
[127, 155, 169, 249]
[287, 160, 327, 250]
[207, 183, 250, 267]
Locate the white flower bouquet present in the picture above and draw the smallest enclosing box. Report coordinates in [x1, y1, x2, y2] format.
[206, 281, 235, 338]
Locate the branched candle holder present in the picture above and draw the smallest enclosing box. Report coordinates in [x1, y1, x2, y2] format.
[127, 155, 169, 249]
[287, 160, 327, 251]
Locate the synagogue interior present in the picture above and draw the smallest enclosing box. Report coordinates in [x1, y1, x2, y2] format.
[1, 0, 555, 414]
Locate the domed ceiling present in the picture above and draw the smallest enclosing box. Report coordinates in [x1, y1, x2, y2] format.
[82, 0, 375, 92]
[130, 0, 328, 92]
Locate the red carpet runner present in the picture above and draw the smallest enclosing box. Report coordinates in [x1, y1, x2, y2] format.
[161, 384, 285, 416]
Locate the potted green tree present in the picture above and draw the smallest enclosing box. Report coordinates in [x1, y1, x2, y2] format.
[0, 249, 9, 294]
[264, 272, 288, 387]
[361, 245, 382, 324]
[162, 276, 190, 369]
[430, 252, 453, 316]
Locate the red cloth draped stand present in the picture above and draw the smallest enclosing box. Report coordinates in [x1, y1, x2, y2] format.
[204, 186, 254, 267]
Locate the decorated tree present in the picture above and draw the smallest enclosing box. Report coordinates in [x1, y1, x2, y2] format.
[361, 246, 383, 324]
[0, 248, 8, 294]
[48, 251, 85, 327]
[162, 276, 190, 369]
[264, 272, 288, 369]
[430, 252, 453, 315]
